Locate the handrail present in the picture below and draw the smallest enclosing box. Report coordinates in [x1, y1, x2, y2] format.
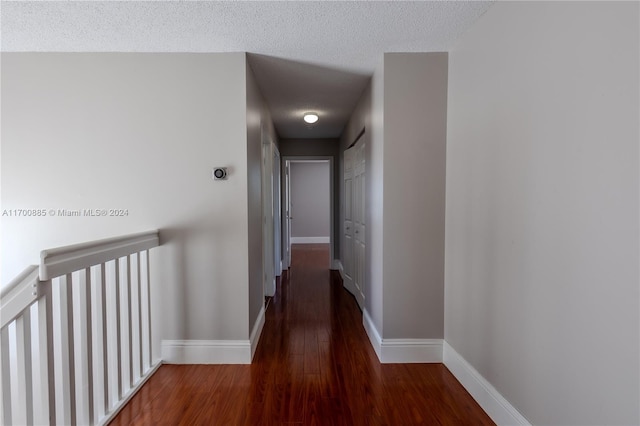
[0, 265, 39, 329]
[1, 264, 39, 299]
[40, 230, 159, 280]
[2, 229, 162, 425]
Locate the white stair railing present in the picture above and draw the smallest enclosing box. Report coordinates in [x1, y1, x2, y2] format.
[1, 230, 161, 425]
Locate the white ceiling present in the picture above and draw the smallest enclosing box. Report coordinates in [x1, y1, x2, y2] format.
[1, 1, 494, 139]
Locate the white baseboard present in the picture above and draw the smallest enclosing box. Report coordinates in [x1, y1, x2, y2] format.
[363, 309, 382, 360]
[381, 338, 443, 363]
[250, 305, 266, 359]
[162, 306, 266, 364]
[162, 340, 251, 364]
[362, 309, 442, 363]
[290, 236, 330, 244]
[332, 259, 342, 272]
[335, 259, 344, 281]
[443, 342, 530, 426]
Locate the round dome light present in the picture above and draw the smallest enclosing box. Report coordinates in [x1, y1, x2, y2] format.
[303, 113, 319, 124]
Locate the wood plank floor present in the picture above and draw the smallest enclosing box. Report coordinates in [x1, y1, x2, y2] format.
[110, 244, 494, 425]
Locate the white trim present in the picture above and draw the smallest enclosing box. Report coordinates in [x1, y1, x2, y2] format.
[331, 259, 342, 271]
[98, 361, 162, 426]
[40, 230, 159, 280]
[363, 309, 382, 360]
[250, 305, 266, 359]
[443, 342, 531, 426]
[381, 339, 443, 363]
[290, 236, 330, 244]
[161, 340, 251, 364]
[363, 310, 442, 363]
[161, 307, 266, 364]
[1, 265, 39, 329]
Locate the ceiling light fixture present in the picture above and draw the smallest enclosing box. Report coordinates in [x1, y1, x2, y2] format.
[303, 113, 319, 124]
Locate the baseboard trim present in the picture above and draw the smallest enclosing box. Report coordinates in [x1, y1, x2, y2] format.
[381, 338, 443, 363]
[443, 342, 531, 426]
[161, 339, 251, 364]
[363, 310, 442, 363]
[363, 309, 382, 360]
[250, 305, 266, 359]
[331, 259, 342, 271]
[290, 237, 330, 244]
[161, 306, 266, 364]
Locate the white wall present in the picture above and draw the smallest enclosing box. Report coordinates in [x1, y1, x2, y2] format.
[341, 53, 448, 342]
[382, 53, 447, 339]
[290, 161, 330, 240]
[246, 58, 276, 340]
[1, 53, 255, 349]
[446, 2, 639, 425]
[369, 61, 385, 334]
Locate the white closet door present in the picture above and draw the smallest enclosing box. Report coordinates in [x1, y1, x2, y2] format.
[353, 140, 366, 308]
[343, 147, 355, 295]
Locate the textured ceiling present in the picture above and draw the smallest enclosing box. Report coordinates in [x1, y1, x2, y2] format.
[1, 1, 494, 139]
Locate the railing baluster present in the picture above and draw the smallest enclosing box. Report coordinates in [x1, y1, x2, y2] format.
[136, 252, 143, 379]
[126, 255, 134, 389]
[67, 272, 78, 426]
[81, 268, 95, 424]
[98, 263, 110, 417]
[1, 326, 12, 425]
[38, 281, 56, 425]
[145, 249, 153, 368]
[56, 274, 77, 425]
[15, 310, 33, 425]
[114, 259, 123, 400]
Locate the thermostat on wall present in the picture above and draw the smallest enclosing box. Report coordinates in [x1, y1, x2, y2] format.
[213, 167, 227, 180]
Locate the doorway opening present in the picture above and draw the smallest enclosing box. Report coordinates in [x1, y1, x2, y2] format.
[262, 138, 282, 303]
[282, 157, 335, 271]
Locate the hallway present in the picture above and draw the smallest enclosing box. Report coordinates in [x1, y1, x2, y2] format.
[110, 244, 494, 425]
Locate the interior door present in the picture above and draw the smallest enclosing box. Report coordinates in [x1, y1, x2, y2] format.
[283, 160, 292, 269]
[353, 139, 366, 308]
[262, 142, 275, 297]
[272, 147, 282, 276]
[343, 147, 356, 296]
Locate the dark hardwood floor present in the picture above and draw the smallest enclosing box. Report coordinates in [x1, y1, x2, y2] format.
[110, 243, 494, 425]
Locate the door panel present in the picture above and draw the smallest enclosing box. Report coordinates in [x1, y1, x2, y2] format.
[284, 161, 292, 269]
[345, 179, 353, 221]
[353, 140, 366, 307]
[262, 142, 275, 297]
[342, 148, 355, 294]
[273, 147, 282, 276]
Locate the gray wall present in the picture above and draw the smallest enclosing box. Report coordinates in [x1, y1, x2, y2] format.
[382, 53, 447, 339]
[1, 53, 267, 352]
[290, 162, 330, 239]
[246, 58, 278, 338]
[446, 2, 639, 425]
[338, 53, 447, 339]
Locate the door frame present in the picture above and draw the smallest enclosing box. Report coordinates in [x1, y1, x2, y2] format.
[282, 156, 335, 269]
[262, 140, 276, 297]
[272, 146, 282, 276]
